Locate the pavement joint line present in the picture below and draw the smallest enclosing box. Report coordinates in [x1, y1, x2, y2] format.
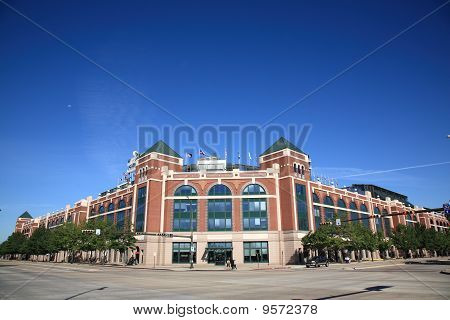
[389, 260, 449, 299]
[1, 263, 57, 299]
[349, 263, 405, 270]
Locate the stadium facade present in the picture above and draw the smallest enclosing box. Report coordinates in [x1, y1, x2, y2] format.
[14, 137, 449, 266]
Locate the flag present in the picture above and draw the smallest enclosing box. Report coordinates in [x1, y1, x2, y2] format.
[186, 152, 192, 158]
[199, 149, 206, 156]
[237, 152, 240, 159]
[224, 149, 227, 160]
[248, 152, 252, 161]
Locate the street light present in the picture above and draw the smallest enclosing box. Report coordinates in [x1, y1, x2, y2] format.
[187, 195, 194, 269]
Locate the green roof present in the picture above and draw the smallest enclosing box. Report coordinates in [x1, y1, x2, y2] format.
[260, 137, 305, 156]
[19, 211, 32, 219]
[139, 140, 182, 158]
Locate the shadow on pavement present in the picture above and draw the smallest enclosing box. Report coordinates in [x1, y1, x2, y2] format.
[65, 287, 108, 300]
[317, 285, 392, 300]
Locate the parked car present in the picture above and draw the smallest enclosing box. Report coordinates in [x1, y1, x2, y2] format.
[306, 256, 329, 268]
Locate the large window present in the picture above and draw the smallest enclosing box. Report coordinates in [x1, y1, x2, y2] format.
[349, 202, 359, 224]
[360, 204, 370, 228]
[313, 193, 321, 230]
[108, 202, 115, 212]
[116, 199, 127, 230]
[172, 242, 196, 264]
[135, 187, 147, 232]
[244, 241, 269, 263]
[175, 185, 197, 196]
[382, 209, 391, 236]
[99, 205, 105, 214]
[243, 184, 266, 195]
[242, 184, 267, 231]
[295, 184, 309, 231]
[173, 185, 197, 231]
[208, 185, 232, 231]
[374, 207, 381, 232]
[324, 196, 335, 221]
[337, 199, 347, 223]
[116, 210, 125, 230]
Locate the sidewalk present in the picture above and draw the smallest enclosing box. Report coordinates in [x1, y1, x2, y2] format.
[336, 257, 449, 270]
[115, 263, 290, 271]
[3, 256, 447, 272]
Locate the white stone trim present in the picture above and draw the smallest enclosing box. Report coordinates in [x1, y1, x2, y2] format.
[165, 195, 275, 200]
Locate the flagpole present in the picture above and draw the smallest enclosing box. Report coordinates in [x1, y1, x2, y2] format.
[238, 152, 241, 169]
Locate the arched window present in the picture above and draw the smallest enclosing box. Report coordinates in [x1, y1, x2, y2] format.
[337, 199, 347, 223]
[242, 184, 267, 230]
[313, 193, 321, 230]
[99, 205, 105, 214]
[293, 163, 298, 173]
[116, 199, 127, 230]
[175, 185, 197, 196]
[208, 184, 232, 231]
[243, 184, 266, 195]
[324, 196, 335, 221]
[313, 193, 320, 203]
[382, 209, 391, 236]
[173, 185, 197, 231]
[350, 202, 359, 224]
[108, 202, 115, 212]
[360, 204, 369, 228]
[374, 207, 381, 232]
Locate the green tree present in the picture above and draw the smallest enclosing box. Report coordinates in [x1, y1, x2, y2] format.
[375, 231, 391, 259]
[1, 232, 28, 259]
[108, 221, 136, 265]
[27, 227, 57, 261]
[344, 223, 368, 262]
[391, 225, 419, 258]
[434, 230, 449, 256]
[53, 223, 82, 263]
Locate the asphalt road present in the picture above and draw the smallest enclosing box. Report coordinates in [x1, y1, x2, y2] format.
[0, 260, 448, 300]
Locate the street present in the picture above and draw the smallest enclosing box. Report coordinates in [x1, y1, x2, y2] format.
[0, 260, 448, 300]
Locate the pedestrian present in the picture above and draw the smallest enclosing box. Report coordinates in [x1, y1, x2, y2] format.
[226, 258, 231, 269]
[135, 251, 140, 265]
[231, 259, 237, 270]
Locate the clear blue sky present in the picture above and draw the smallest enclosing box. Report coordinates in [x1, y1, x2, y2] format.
[1, 0, 449, 241]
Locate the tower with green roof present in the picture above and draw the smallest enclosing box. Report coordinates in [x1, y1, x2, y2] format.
[18, 211, 33, 219]
[259, 137, 310, 180]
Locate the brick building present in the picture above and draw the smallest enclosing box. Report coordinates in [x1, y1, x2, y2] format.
[14, 137, 449, 266]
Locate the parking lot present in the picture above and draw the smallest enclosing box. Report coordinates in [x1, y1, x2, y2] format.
[0, 260, 448, 300]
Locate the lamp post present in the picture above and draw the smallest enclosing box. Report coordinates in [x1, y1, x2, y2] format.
[187, 195, 194, 269]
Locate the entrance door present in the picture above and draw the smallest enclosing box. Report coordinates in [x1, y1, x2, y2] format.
[214, 250, 225, 265]
[206, 242, 233, 265]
